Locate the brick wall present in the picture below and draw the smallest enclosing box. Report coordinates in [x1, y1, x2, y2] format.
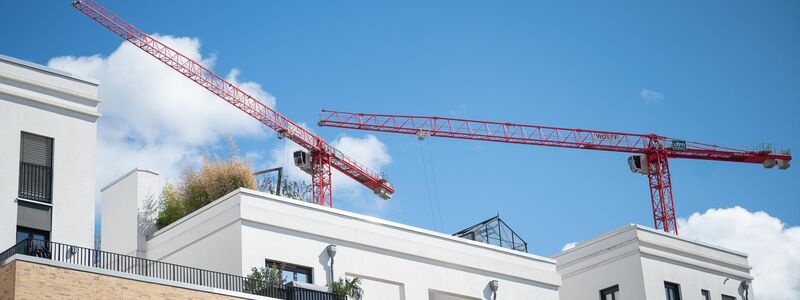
[1, 260, 248, 299]
[0, 260, 15, 299]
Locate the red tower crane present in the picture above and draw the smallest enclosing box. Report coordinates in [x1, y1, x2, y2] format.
[318, 110, 791, 234]
[71, 0, 394, 206]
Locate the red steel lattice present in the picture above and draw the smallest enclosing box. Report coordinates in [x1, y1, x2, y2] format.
[72, 0, 394, 206]
[319, 110, 792, 234]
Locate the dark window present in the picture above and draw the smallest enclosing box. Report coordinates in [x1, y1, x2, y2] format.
[16, 226, 49, 243]
[265, 259, 313, 284]
[665, 282, 681, 300]
[702, 290, 711, 300]
[18, 132, 53, 203]
[600, 285, 620, 300]
[721, 295, 736, 300]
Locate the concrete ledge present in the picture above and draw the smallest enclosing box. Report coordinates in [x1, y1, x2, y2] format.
[0, 83, 101, 119]
[0, 53, 99, 86]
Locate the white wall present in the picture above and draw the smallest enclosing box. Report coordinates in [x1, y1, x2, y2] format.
[429, 290, 481, 300]
[641, 255, 752, 300]
[101, 169, 159, 256]
[0, 54, 99, 249]
[145, 192, 244, 275]
[636, 228, 754, 300]
[554, 224, 755, 300]
[143, 189, 561, 300]
[558, 254, 646, 300]
[237, 189, 559, 300]
[354, 275, 405, 300]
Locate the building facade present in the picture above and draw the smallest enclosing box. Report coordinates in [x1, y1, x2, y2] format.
[554, 224, 754, 300]
[0, 53, 761, 300]
[101, 170, 561, 300]
[0, 54, 100, 250]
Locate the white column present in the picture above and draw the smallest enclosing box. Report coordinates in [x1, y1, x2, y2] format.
[100, 169, 159, 256]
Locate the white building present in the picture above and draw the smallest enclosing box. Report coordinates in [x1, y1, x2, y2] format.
[0, 54, 759, 300]
[101, 169, 562, 300]
[554, 224, 754, 300]
[0, 54, 100, 250]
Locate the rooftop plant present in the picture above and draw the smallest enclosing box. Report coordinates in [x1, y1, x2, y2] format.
[155, 138, 256, 229]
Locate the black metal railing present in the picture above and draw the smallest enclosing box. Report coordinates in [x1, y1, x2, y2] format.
[0, 239, 30, 263]
[18, 162, 53, 203]
[1, 239, 342, 300]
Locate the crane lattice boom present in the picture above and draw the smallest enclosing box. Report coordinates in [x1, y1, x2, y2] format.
[319, 110, 791, 234]
[319, 110, 791, 163]
[72, 0, 394, 206]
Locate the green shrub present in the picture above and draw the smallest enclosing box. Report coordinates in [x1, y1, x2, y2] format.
[155, 183, 185, 229]
[244, 263, 286, 293]
[330, 277, 363, 300]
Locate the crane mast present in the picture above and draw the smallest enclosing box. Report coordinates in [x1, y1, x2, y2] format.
[318, 110, 791, 234]
[71, 0, 394, 206]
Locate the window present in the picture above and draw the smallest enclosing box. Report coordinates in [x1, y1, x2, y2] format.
[600, 285, 620, 300]
[16, 226, 49, 243]
[702, 290, 711, 300]
[265, 259, 313, 284]
[721, 295, 736, 300]
[18, 132, 54, 203]
[665, 282, 681, 300]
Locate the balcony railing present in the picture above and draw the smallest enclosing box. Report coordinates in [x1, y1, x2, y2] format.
[18, 162, 52, 203]
[1, 239, 342, 300]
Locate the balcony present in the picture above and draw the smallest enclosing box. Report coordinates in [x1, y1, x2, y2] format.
[1, 239, 342, 300]
[18, 162, 52, 203]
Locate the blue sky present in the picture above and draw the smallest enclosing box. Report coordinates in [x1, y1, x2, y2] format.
[1, 1, 798, 256]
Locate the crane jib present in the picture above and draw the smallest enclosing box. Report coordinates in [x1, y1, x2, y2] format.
[318, 109, 792, 234]
[72, 0, 394, 206]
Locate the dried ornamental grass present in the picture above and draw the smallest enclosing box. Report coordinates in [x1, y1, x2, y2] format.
[155, 138, 257, 229]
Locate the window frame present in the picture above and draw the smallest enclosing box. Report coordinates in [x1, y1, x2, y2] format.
[701, 289, 711, 300]
[664, 281, 682, 300]
[264, 258, 314, 284]
[721, 295, 736, 300]
[16, 226, 50, 243]
[599, 284, 620, 300]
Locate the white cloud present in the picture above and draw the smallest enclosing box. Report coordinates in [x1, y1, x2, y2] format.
[47, 34, 274, 187]
[561, 242, 578, 251]
[47, 34, 393, 219]
[678, 207, 800, 300]
[331, 134, 392, 191]
[640, 88, 664, 103]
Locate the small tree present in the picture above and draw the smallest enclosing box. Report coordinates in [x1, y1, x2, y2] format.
[244, 263, 286, 294]
[156, 183, 185, 229]
[138, 193, 159, 236]
[329, 277, 363, 300]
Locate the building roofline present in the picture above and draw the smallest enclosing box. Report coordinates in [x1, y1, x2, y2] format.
[553, 223, 748, 259]
[100, 168, 160, 192]
[238, 188, 557, 265]
[149, 187, 557, 266]
[0, 53, 99, 86]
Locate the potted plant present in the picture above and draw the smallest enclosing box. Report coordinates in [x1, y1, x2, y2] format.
[329, 277, 363, 300]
